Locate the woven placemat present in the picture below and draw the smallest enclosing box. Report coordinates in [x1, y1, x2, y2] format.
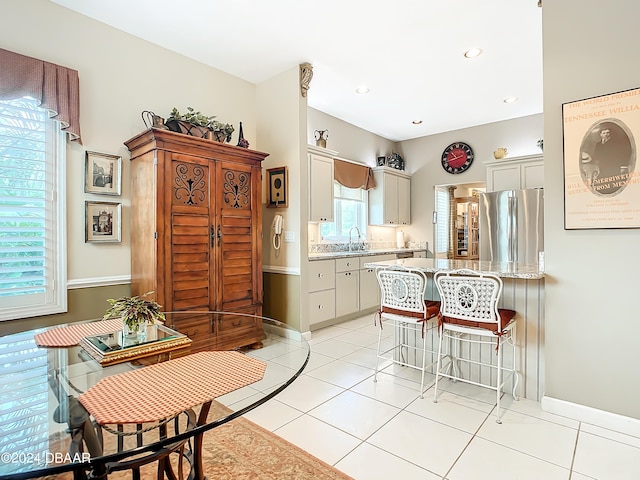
[34, 319, 124, 347]
[79, 351, 266, 425]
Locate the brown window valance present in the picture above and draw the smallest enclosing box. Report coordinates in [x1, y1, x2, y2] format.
[334, 159, 376, 190]
[0, 48, 81, 143]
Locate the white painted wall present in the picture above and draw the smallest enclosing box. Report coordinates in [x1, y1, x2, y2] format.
[2, 0, 257, 285]
[543, 0, 640, 420]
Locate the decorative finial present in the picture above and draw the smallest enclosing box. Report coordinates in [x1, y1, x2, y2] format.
[300, 62, 313, 98]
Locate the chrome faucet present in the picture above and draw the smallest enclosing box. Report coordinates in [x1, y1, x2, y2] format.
[348, 226, 365, 252]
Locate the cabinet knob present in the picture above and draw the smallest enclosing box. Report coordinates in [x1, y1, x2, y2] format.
[319, 304, 324, 310]
[346, 262, 351, 266]
[318, 273, 323, 278]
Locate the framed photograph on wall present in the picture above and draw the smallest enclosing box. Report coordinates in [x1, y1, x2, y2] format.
[267, 166, 288, 208]
[85, 201, 122, 243]
[85, 151, 122, 195]
[562, 87, 640, 229]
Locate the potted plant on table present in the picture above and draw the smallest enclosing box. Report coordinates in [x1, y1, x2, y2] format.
[103, 291, 166, 338]
[165, 106, 234, 142]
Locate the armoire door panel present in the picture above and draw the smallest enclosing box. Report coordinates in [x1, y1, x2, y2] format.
[170, 212, 212, 311]
[171, 159, 209, 210]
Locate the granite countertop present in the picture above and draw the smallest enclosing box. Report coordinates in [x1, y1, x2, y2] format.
[361, 257, 544, 279]
[308, 247, 426, 261]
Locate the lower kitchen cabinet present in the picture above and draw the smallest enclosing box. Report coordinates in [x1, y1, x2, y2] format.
[336, 258, 359, 317]
[309, 259, 336, 327]
[359, 267, 379, 310]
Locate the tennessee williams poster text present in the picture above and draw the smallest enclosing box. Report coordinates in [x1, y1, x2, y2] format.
[562, 87, 640, 229]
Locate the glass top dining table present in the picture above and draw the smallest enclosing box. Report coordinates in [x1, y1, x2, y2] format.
[0, 312, 310, 480]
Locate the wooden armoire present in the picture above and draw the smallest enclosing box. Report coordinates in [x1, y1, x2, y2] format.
[124, 128, 268, 351]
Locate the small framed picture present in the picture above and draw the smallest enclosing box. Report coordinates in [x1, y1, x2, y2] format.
[85, 201, 122, 243]
[267, 166, 288, 208]
[85, 151, 122, 195]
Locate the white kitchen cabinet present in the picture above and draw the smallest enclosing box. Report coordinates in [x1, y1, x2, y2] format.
[369, 167, 411, 225]
[308, 259, 335, 326]
[485, 154, 544, 192]
[336, 258, 359, 317]
[308, 145, 336, 222]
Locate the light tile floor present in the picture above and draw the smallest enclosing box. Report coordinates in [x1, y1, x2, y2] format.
[226, 314, 640, 480]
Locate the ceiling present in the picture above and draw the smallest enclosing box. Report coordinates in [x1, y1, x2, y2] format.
[52, 0, 543, 142]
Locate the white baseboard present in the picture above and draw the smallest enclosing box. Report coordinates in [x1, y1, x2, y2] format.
[67, 275, 131, 289]
[262, 265, 300, 275]
[542, 395, 640, 438]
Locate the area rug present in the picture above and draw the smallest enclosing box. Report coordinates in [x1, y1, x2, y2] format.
[40, 402, 353, 480]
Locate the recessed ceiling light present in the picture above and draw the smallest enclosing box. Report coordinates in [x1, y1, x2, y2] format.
[503, 97, 518, 104]
[412, 120, 423, 125]
[464, 48, 483, 58]
[355, 85, 370, 94]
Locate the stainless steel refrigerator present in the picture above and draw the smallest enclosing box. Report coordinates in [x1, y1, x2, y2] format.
[479, 188, 544, 264]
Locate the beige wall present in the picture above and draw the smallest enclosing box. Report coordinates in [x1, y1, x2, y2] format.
[307, 108, 398, 164]
[257, 67, 307, 330]
[1, 0, 257, 328]
[400, 114, 543, 253]
[543, 0, 640, 420]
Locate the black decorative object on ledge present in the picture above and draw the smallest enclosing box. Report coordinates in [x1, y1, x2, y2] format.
[388, 152, 405, 170]
[237, 122, 249, 148]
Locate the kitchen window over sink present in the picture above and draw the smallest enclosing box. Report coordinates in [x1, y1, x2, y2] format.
[320, 183, 367, 241]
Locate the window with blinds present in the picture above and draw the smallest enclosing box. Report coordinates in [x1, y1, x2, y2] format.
[434, 186, 450, 258]
[0, 97, 66, 320]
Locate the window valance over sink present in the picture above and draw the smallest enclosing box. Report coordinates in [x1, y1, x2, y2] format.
[333, 159, 376, 190]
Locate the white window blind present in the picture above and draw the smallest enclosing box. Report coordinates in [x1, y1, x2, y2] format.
[435, 187, 450, 257]
[0, 97, 66, 320]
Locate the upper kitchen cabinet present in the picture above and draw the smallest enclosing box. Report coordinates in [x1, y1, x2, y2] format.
[485, 154, 544, 192]
[308, 145, 336, 222]
[369, 166, 411, 225]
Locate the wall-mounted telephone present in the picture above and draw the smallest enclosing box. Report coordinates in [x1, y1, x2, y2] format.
[272, 214, 283, 250]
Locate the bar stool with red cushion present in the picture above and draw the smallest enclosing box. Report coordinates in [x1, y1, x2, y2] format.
[433, 268, 519, 423]
[374, 266, 440, 398]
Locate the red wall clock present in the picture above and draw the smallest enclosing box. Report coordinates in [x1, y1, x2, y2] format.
[441, 142, 474, 174]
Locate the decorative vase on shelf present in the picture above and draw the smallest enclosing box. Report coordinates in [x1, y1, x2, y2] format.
[314, 129, 328, 148]
[493, 147, 508, 159]
[237, 121, 249, 148]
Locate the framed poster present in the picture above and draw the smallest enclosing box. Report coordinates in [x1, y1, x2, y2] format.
[266, 166, 288, 208]
[85, 201, 122, 243]
[85, 151, 122, 195]
[562, 87, 640, 229]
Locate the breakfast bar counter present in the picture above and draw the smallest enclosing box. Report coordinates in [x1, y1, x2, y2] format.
[364, 257, 545, 401]
[362, 257, 544, 279]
